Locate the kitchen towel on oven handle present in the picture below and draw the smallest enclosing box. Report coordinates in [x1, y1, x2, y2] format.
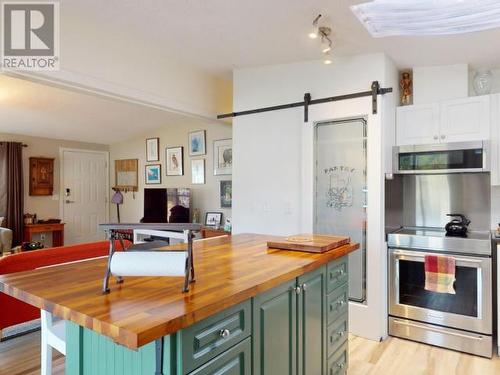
[424, 254, 456, 294]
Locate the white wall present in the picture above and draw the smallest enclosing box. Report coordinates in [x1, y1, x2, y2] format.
[233, 53, 398, 341]
[0, 132, 108, 245]
[109, 122, 232, 224]
[413, 64, 469, 104]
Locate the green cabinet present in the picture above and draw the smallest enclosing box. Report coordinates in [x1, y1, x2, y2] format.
[253, 279, 297, 375]
[188, 338, 251, 375]
[297, 266, 327, 375]
[253, 265, 330, 375]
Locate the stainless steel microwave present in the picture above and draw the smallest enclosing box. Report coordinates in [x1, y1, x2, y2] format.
[393, 141, 490, 174]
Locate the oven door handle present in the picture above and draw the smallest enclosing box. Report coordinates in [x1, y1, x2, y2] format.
[392, 249, 487, 266]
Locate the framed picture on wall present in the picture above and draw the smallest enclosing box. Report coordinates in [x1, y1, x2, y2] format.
[166, 146, 184, 176]
[145, 164, 161, 184]
[205, 212, 223, 227]
[213, 139, 232, 175]
[146, 138, 160, 161]
[220, 180, 232, 208]
[189, 130, 206, 156]
[191, 159, 205, 184]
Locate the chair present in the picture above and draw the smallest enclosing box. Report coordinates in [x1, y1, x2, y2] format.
[0, 217, 12, 254]
[40, 309, 66, 375]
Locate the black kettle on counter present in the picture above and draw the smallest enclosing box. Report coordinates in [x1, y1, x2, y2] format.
[445, 214, 471, 237]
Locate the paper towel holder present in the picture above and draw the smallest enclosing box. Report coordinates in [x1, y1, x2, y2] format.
[99, 223, 202, 294]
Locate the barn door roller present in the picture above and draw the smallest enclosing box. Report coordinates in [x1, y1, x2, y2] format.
[217, 81, 393, 123]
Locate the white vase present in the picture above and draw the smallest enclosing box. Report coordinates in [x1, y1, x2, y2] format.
[473, 70, 493, 95]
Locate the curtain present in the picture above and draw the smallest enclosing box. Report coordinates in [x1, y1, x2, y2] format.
[0, 142, 24, 245]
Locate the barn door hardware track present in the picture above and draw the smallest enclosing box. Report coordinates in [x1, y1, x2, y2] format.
[217, 81, 392, 122]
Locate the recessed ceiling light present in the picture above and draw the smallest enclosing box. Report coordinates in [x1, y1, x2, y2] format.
[351, 0, 500, 37]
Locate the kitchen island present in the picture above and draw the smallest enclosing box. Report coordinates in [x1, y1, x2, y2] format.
[0, 234, 358, 375]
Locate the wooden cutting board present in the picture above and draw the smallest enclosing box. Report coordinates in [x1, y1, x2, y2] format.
[267, 234, 350, 253]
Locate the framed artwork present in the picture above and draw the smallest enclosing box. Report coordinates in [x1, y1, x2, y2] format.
[213, 139, 232, 175]
[146, 138, 160, 162]
[166, 146, 184, 176]
[189, 130, 206, 156]
[220, 180, 232, 208]
[205, 212, 223, 227]
[191, 159, 205, 184]
[145, 164, 161, 184]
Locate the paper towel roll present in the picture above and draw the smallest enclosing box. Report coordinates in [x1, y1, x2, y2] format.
[110, 251, 187, 277]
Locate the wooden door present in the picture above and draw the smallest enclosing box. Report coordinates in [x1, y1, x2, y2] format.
[440, 96, 490, 143]
[396, 103, 440, 145]
[297, 266, 327, 375]
[253, 279, 297, 375]
[62, 150, 108, 244]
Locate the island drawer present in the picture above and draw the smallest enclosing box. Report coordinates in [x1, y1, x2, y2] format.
[327, 283, 348, 324]
[327, 341, 348, 375]
[179, 300, 251, 374]
[188, 337, 251, 375]
[327, 257, 348, 293]
[327, 313, 348, 358]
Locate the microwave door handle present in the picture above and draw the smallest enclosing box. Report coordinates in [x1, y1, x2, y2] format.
[392, 249, 485, 266]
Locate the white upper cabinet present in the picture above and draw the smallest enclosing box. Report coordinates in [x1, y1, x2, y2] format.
[440, 96, 490, 143]
[396, 103, 440, 145]
[396, 96, 491, 146]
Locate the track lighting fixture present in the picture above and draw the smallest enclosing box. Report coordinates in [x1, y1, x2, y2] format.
[308, 14, 322, 39]
[308, 14, 334, 65]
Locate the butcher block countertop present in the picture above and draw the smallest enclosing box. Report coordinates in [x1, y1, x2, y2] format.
[0, 233, 358, 349]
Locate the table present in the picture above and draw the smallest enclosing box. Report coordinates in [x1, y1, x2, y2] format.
[23, 223, 65, 247]
[0, 234, 358, 375]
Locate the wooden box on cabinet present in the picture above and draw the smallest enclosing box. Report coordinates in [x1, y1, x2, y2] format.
[29, 157, 54, 196]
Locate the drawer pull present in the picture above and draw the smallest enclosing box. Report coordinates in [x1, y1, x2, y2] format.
[293, 286, 302, 295]
[337, 300, 346, 306]
[219, 329, 230, 339]
[338, 330, 345, 337]
[301, 283, 307, 291]
[337, 362, 345, 369]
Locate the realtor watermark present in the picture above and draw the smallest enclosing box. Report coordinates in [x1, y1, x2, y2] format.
[1, 1, 60, 71]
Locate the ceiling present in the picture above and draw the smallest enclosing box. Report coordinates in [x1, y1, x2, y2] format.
[0, 75, 208, 144]
[63, 0, 500, 78]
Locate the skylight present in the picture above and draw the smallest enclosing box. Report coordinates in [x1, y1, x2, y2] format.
[351, 0, 500, 37]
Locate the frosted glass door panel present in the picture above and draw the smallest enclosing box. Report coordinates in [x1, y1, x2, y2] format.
[314, 119, 367, 302]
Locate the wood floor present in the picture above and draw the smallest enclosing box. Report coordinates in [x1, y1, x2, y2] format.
[0, 331, 499, 374]
[0, 331, 64, 375]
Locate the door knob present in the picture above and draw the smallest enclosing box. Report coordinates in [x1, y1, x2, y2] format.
[293, 286, 302, 295]
[441, 135, 446, 140]
[433, 135, 438, 140]
[301, 283, 307, 291]
[65, 200, 75, 204]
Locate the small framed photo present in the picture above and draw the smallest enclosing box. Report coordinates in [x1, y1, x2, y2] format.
[145, 164, 161, 184]
[189, 130, 206, 156]
[220, 180, 232, 208]
[191, 159, 205, 184]
[166, 146, 184, 176]
[146, 138, 160, 162]
[205, 211, 223, 227]
[214, 139, 232, 176]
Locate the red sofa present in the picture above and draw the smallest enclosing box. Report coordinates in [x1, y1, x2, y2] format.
[0, 240, 128, 339]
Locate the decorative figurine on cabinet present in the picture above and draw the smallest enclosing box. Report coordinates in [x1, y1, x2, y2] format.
[400, 71, 413, 106]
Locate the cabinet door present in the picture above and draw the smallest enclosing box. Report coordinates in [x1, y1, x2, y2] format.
[253, 280, 297, 375]
[297, 266, 327, 375]
[396, 104, 440, 145]
[188, 338, 251, 375]
[440, 96, 490, 142]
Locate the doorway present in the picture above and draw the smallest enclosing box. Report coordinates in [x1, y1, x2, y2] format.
[60, 149, 109, 244]
[314, 118, 367, 302]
